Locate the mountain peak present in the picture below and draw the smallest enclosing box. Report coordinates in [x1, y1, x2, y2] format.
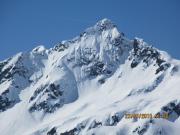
[96, 18, 115, 28]
[32, 45, 46, 53]
[84, 18, 116, 35]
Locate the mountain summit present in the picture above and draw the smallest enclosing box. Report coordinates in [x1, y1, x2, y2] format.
[0, 19, 180, 135]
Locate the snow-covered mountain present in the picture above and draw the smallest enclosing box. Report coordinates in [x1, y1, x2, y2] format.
[0, 19, 180, 135]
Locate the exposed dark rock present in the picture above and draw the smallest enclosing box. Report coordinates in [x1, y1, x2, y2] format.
[96, 20, 116, 32]
[0, 56, 31, 113]
[29, 83, 63, 102]
[0, 60, 9, 72]
[88, 61, 105, 76]
[88, 120, 102, 130]
[112, 36, 122, 47]
[160, 100, 180, 122]
[133, 123, 150, 135]
[156, 58, 165, 66]
[111, 115, 120, 125]
[170, 65, 179, 75]
[131, 60, 139, 68]
[53, 43, 69, 52]
[59, 112, 124, 134]
[29, 84, 48, 102]
[155, 63, 171, 74]
[29, 100, 62, 113]
[0, 95, 14, 112]
[60, 128, 78, 135]
[1, 89, 9, 95]
[0, 64, 28, 84]
[133, 38, 139, 55]
[144, 74, 164, 92]
[60, 122, 86, 135]
[29, 83, 64, 113]
[130, 38, 171, 74]
[49, 84, 63, 97]
[47, 127, 57, 135]
[105, 70, 112, 75]
[105, 112, 125, 126]
[98, 78, 105, 84]
[0, 87, 21, 112]
[0, 66, 12, 83]
[128, 74, 164, 96]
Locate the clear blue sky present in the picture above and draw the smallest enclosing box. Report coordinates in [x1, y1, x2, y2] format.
[0, 0, 180, 60]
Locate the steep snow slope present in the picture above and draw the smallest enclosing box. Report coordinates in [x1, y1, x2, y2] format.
[0, 19, 180, 135]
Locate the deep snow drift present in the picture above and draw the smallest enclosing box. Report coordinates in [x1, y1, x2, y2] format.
[0, 19, 180, 135]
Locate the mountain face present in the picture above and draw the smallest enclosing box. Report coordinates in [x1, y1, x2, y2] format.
[0, 19, 180, 135]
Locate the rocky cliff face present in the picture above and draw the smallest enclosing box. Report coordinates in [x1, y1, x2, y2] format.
[0, 19, 180, 135]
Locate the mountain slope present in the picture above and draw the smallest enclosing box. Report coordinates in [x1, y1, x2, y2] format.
[0, 19, 180, 135]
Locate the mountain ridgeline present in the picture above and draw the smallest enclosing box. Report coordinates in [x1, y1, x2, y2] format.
[0, 19, 180, 135]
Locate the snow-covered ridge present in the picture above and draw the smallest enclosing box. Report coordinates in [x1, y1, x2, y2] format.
[0, 19, 180, 135]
